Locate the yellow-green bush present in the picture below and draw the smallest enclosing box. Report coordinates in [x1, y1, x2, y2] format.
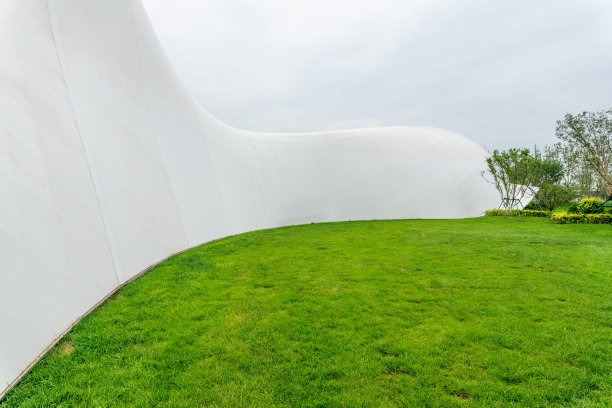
[551, 212, 612, 224]
[575, 197, 604, 214]
[485, 209, 552, 217]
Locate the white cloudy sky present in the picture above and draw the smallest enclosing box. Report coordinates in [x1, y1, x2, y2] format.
[141, 0, 612, 150]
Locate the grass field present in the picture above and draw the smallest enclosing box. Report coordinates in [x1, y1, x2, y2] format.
[2, 217, 612, 407]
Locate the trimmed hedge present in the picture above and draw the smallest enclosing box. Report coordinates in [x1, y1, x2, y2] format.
[485, 207, 611, 224]
[551, 212, 612, 224]
[485, 209, 552, 218]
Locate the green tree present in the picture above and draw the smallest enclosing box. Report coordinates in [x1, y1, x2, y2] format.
[530, 147, 576, 211]
[482, 148, 536, 209]
[535, 183, 576, 211]
[530, 148, 564, 187]
[529, 150, 574, 210]
[544, 143, 598, 197]
[556, 109, 612, 197]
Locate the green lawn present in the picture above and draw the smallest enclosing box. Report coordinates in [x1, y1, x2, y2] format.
[3, 218, 612, 407]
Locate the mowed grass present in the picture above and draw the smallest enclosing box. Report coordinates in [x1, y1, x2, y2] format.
[2, 218, 612, 407]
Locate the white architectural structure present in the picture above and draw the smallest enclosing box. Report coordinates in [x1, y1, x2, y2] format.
[0, 0, 499, 397]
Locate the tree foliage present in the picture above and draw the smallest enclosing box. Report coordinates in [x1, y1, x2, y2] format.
[482, 148, 537, 209]
[535, 183, 576, 211]
[483, 109, 611, 211]
[531, 146, 576, 210]
[544, 143, 598, 197]
[556, 109, 612, 197]
[531, 148, 564, 187]
[482, 147, 577, 210]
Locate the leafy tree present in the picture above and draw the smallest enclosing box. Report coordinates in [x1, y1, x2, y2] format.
[535, 183, 576, 211]
[483, 147, 576, 211]
[544, 143, 577, 185]
[530, 149, 563, 188]
[556, 109, 612, 197]
[482, 148, 536, 209]
[525, 147, 575, 210]
[545, 143, 598, 198]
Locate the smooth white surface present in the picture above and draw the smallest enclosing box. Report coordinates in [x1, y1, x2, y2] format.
[0, 0, 499, 396]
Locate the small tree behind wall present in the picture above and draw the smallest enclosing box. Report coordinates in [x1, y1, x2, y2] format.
[529, 151, 573, 210]
[482, 148, 536, 210]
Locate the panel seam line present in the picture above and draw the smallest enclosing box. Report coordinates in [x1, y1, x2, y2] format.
[45, 0, 121, 285]
[129, 0, 190, 244]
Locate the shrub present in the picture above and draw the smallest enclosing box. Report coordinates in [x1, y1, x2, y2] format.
[485, 209, 552, 217]
[551, 212, 612, 224]
[567, 201, 579, 214]
[534, 183, 577, 211]
[523, 200, 541, 210]
[522, 210, 553, 218]
[485, 209, 518, 216]
[576, 197, 603, 214]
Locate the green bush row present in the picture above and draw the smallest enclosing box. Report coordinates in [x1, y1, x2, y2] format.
[485, 209, 552, 217]
[551, 212, 612, 224]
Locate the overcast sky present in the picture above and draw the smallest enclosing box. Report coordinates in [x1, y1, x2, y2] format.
[141, 0, 612, 150]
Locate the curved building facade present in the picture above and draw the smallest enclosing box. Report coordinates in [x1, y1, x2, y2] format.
[0, 0, 499, 396]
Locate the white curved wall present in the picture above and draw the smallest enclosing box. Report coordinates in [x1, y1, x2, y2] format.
[0, 0, 499, 397]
